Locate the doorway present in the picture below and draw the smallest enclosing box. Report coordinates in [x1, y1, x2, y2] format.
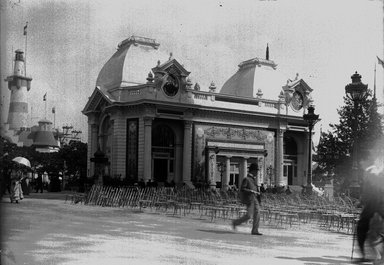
[283, 163, 296, 185]
[153, 159, 168, 182]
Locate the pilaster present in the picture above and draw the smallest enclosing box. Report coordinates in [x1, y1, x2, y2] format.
[222, 156, 231, 191]
[88, 122, 99, 178]
[276, 129, 285, 186]
[138, 117, 145, 180]
[238, 157, 248, 188]
[304, 130, 310, 186]
[175, 143, 183, 183]
[143, 117, 153, 182]
[182, 120, 193, 187]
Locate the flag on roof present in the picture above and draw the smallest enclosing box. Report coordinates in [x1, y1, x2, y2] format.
[377, 56, 384, 68]
[23, 22, 28, 36]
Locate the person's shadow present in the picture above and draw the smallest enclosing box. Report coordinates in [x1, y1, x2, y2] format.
[196, 229, 236, 235]
[276, 255, 373, 264]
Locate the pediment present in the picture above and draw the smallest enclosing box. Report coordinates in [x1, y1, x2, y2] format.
[82, 87, 112, 114]
[288, 79, 313, 95]
[152, 59, 191, 77]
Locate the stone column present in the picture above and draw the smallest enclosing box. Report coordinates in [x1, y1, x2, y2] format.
[304, 130, 310, 186]
[182, 121, 193, 187]
[276, 129, 285, 186]
[88, 123, 98, 178]
[175, 143, 183, 183]
[143, 117, 152, 182]
[238, 157, 248, 188]
[222, 156, 231, 191]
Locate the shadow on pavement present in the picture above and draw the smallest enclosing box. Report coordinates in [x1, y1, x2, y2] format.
[275, 255, 371, 264]
[21, 191, 78, 200]
[197, 229, 235, 235]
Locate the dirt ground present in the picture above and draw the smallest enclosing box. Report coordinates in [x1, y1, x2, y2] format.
[0, 192, 370, 265]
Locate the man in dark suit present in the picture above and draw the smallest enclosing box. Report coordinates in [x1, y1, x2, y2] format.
[232, 163, 262, 235]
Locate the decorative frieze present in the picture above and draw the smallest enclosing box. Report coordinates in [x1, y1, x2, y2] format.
[203, 126, 268, 141]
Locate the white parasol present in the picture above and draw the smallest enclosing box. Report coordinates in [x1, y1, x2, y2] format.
[12, 157, 31, 168]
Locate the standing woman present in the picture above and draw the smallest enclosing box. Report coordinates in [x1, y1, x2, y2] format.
[10, 166, 24, 203]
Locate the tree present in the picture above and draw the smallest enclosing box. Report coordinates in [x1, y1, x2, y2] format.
[59, 140, 88, 190]
[1, 136, 88, 191]
[316, 89, 383, 192]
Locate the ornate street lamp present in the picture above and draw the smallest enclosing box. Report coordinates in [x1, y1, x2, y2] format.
[345, 71, 368, 197]
[266, 165, 273, 187]
[303, 105, 320, 194]
[90, 148, 109, 185]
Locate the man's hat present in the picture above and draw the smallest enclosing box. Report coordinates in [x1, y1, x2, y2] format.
[249, 163, 259, 172]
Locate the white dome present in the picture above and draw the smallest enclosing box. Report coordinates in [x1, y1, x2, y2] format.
[96, 36, 168, 91]
[220, 57, 287, 101]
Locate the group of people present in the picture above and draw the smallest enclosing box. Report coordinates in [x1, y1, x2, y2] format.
[3, 163, 49, 203]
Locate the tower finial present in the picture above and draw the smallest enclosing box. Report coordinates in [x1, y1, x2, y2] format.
[266, 43, 269, 61]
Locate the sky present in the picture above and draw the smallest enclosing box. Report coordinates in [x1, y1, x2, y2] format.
[1, 0, 383, 143]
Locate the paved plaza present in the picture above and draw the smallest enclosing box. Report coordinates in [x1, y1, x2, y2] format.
[0, 192, 370, 265]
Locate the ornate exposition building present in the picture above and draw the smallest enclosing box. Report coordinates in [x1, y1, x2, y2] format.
[83, 36, 314, 189]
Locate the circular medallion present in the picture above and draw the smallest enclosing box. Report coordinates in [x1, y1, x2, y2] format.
[163, 74, 179, 97]
[291, 91, 304, 111]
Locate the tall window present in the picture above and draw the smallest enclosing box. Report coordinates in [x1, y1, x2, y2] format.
[284, 136, 298, 185]
[126, 119, 138, 180]
[152, 124, 175, 156]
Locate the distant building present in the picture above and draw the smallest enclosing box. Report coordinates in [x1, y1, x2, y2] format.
[83, 36, 314, 189]
[2, 50, 59, 153]
[29, 119, 60, 153]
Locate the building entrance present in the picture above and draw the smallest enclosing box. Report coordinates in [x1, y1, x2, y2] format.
[283, 162, 296, 185]
[152, 123, 176, 183]
[153, 158, 168, 182]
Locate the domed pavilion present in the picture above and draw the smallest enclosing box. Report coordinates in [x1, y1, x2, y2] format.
[83, 36, 314, 189]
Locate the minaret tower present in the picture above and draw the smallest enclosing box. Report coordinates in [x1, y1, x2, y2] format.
[5, 49, 32, 130]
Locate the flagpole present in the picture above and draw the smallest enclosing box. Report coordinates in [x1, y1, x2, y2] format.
[44, 93, 47, 119]
[374, 63, 376, 99]
[24, 22, 28, 76]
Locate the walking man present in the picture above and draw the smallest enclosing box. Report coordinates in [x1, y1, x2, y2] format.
[232, 163, 262, 235]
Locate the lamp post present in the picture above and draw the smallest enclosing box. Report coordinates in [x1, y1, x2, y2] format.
[345, 71, 368, 197]
[303, 105, 320, 194]
[90, 148, 109, 185]
[267, 165, 273, 187]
